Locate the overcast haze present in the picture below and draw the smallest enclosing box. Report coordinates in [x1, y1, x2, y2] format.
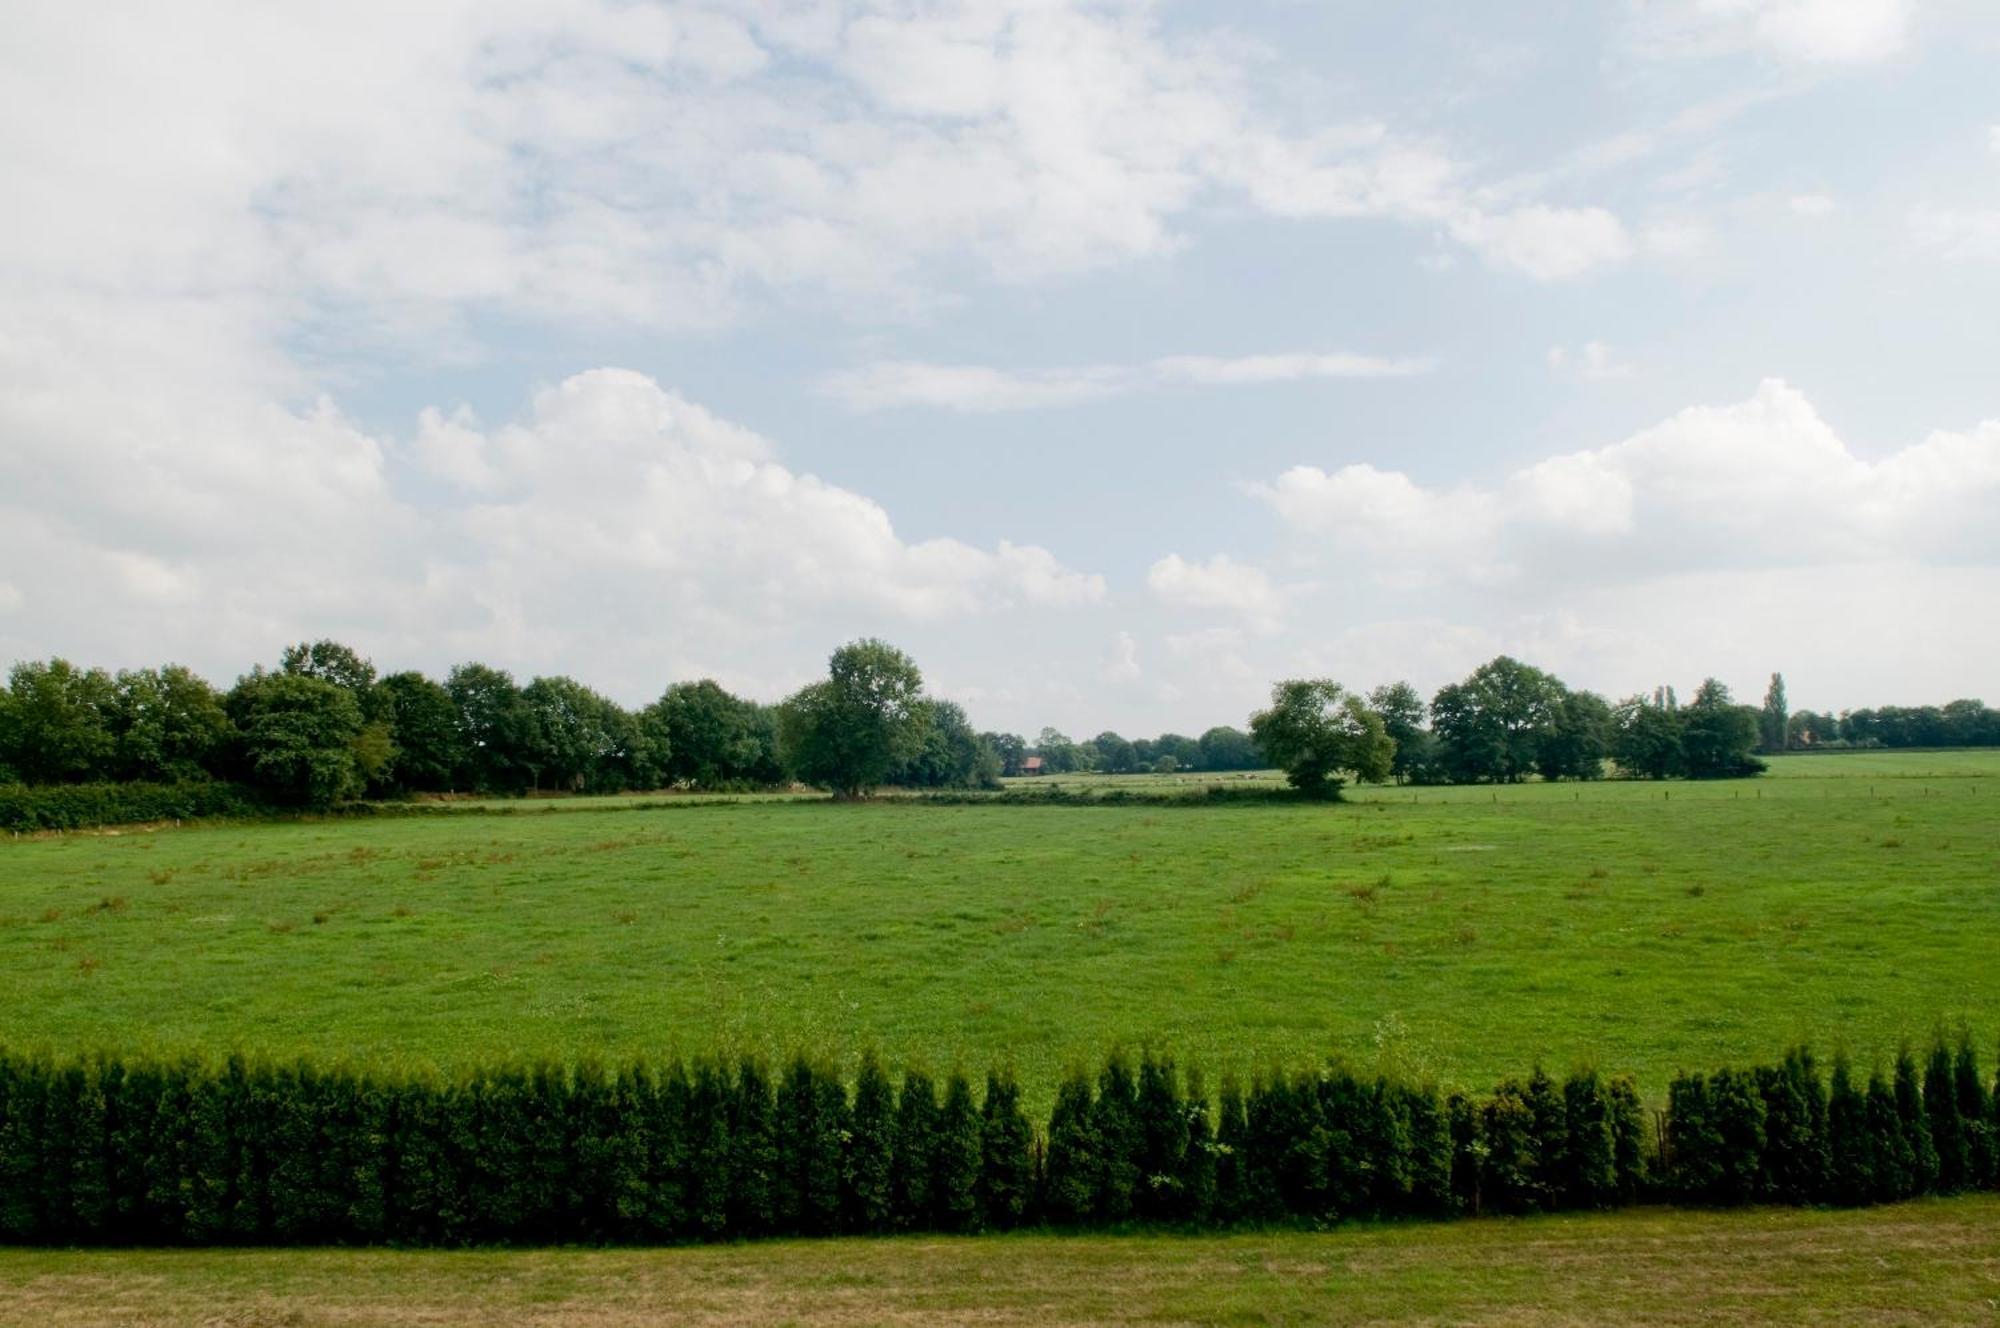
[4, 0, 1998, 735]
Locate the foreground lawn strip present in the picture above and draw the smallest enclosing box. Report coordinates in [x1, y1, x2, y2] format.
[1, 1196, 1996, 1326]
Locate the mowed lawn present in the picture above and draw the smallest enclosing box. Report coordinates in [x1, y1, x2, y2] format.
[0, 751, 1995, 1099]
[3, 1196, 1996, 1326]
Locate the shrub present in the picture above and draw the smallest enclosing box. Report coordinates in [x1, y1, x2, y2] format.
[0, 780, 261, 831]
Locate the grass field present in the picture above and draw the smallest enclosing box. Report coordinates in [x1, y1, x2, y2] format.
[2, 751, 1995, 1101]
[2, 1195, 1995, 1325]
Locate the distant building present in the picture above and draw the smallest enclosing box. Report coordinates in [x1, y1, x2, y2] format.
[1021, 756, 1045, 775]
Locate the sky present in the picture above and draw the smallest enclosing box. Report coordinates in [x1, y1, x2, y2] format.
[3, 0, 1998, 737]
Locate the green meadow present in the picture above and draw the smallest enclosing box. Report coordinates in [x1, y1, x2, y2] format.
[2, 750, 1995, 1101]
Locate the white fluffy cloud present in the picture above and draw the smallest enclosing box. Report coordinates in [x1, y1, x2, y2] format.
[1257, 379, 2000, 589]
[0, 362, 1104, 699]
[821, 349, 1434, 412]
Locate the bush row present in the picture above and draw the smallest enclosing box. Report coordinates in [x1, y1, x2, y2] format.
[1665, 1043, 2000, 1205]
[0, 1040, 1992, 1246]
[0, 781, 263, 833]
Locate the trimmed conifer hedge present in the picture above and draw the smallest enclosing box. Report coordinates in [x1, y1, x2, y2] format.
[0, 781, 263, 832]
[0, 1039, 1993, 1245]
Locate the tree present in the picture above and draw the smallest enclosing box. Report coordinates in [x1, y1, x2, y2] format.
[1611, 695, 1685, 779]
[376, 672, 461, 792]
[1090, 732, 1137, 775]
[1681, 679, 1767, 780]
[1, 659, 118, 783]
[1537, 690, 1611, 782]
[778, 640, 931, 799]
[894, 700, 1000, 789]
[1759, 673, 1788, 754]
[446, 664, 533, 793]
[280, 640, 379, 706]
[226, 669, 365, 807]
[109, 665, 232, 782]
[639, 680, 785, 790]
[520, 675, 628, 793]
[1367, 682, 1433, 783]
[982, 732, 1028, 778]
[1430, 657, 1565, 784]
[1196, 725, 1261, 771]
[1248, 679, 1394, 798]
[1034, 728, 1080, 774]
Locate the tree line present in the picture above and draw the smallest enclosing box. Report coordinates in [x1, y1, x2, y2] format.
[1244, 656, 1776, 796]
[0, 1033, 1991, 1246]
[0, 639, 1000, 809]
[7, 640, 1988, 815]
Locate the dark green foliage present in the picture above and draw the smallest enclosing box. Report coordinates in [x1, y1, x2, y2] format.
[1924, 1037, 1969, 1194]
[1866, 1069, 1914, 1202]
[933, 1072, 982, 1231]
[1606, 1076, 1647, 1203]
[1040, 1069, 1098, 1224]
[773, 1057, 846, 1235]
[1179, 1068, 1218, 1223]
[684, 1062, 733, 1239]
[1523, 1067, 1566, 1209]
[1955, 1036, 1995, 1189]
[1446, 1092, 1481, 1216]
[1479, 1080, 1540, 1213]
[727, 1060, 778, 1237]
[1399, 1083, 1453, 1217]
[1893, 1047, 1939, 1196]
[0, 779, 260, 831]
[846, 1055, 896, 1232]
[977, 1070, 1035, 1230]
[1827, 1055, 1875, 1206]
[1090, 1056, 1142, 1221]
[1708, 1067, 1768, 1205]
[1558, 1071, 1618, 1209]
[1757, 1048, 1829, 1204]
[889, 1069, 939, 1229]
[1679, 679, 1768, 779]
[1133, 1054, 1188, 1221]
[0, 1039, 1988, 1248]
[1665, 1072, 1720, 1201]
[1210, 1079, 1248, 1223]
[227, 671, 366, 807]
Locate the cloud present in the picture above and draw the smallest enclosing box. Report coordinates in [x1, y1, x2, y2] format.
[821, 349, 1434, 412]
[1255, 379, 2000, 590]
[0, 364, 1105, 700]
[1146, 554, 1288, 631]
[1103, 631, 1142, 684]
[1547, 342, 1634, 381]
[1448, 206, 1635, 280]
[1633, 0, 1914, 66]
[1789, 193, 1838, 217]
[1909, 206, 2000, 262]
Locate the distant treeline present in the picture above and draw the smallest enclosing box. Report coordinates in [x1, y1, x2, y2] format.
[0, 639, 1002, 810]
[0, 1036, 1992, 1246]
[1786, 701, 2000, 751]
[6, 642, 1994, 816]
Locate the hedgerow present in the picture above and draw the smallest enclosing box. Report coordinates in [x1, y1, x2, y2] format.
[0, 780, 264, 832]
[0, 1037, 1992, 1245]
